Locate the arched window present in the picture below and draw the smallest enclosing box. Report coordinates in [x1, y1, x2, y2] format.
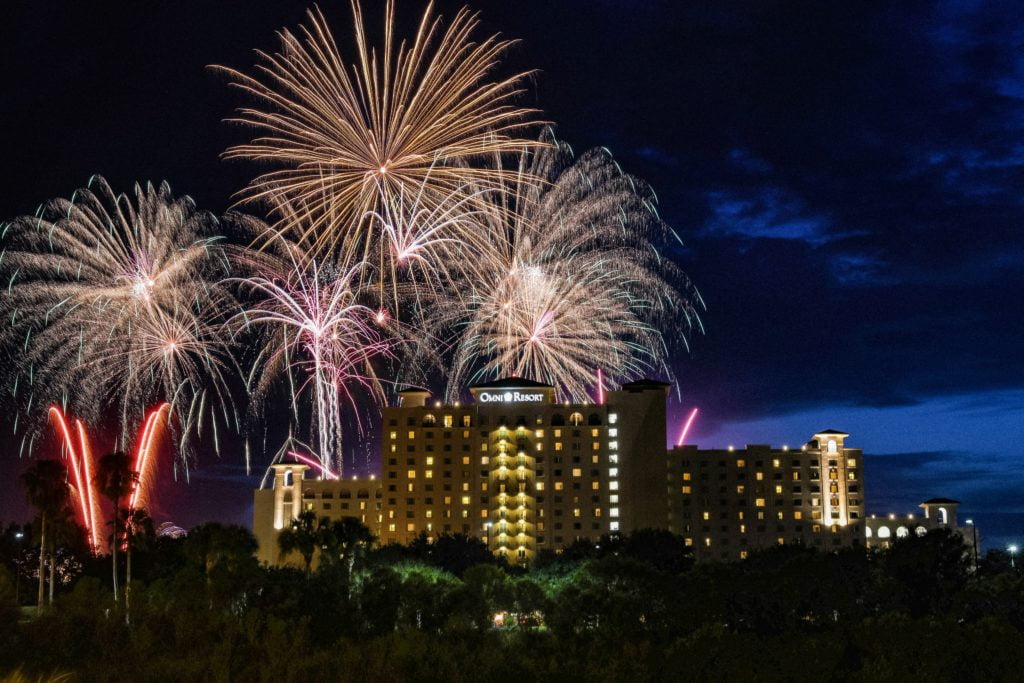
[283, 470, 293, 487]
[877, 526, 891, 539]
[551, 414, 565, 426]
[896, 526, 909, 538]
[915, 526, 928, 537]
[865, 527, 873, 538]
[588, 413, 602, 426]
[827, 439, 838, 453]
[938, 507, 948, 525]
[357, 489, 369, 499]
[569, 412, 584, 426]
[423, 414, 436, 426]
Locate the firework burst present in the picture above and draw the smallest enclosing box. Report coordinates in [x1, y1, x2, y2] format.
[445, 133, 704, 402]
[218, 0, 542, 259]
[0, 176, 236, 459]
[228, 229, 395, 474]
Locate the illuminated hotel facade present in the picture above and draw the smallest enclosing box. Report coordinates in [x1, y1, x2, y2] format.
[253, 378, 875, 565]
[255, 377, 668, 564]
[667, 431, 865, 562]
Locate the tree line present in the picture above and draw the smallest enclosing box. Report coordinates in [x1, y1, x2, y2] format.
[2, 465, 1023, 680]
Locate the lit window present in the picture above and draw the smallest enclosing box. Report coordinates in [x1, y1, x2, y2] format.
[425, 510, 433, 519]
[443, 415, 453, 428]
[390, 431, 397, 440]
[775, 485, 783, 494]
[682, 486, 692, 494]
[773, 459, 780, 468]
[407, 483, 414, 492]
[480, 510, 488, 518]
[736, 485, 745, 494]
[755, 498, 766, 507]
[591, 455, 599, 464]
[407, 470, 417, 478]
[481, 444, 488, 451]
[848, 470, 856, 480]
[555, 443, 563, 451]
[756, 472, 764, 481]
[591, 428, 599, 437]
[684, 537, 693, 547]
[462, 456, 470, 465]
[610, 507, 619, 518]
[425, 456, 434, 466]
[425, 470, 433, 479]
[554, 429, 562, 437]
[704, 538, 712, 547]
[462, 483, 469, 492]
[608, 414, 618, 424]
[609, 441, 618, 450]
[737, 511, 744, 520]
[536, 482, 545, 491]
[702, 511, 710, 520]
[827, 440, 837, 453]
[572, 468, 582, 477]
[408, 431, 415, 439]
[406, 523, 415, 532]
[683, 472, 692, 481]
[609, 428, 618, 437]
[536, 429, 544, 438]
[573, 508, 581, 518]
[608, 467, 618, 477]
[739, 550, 748, 559]
[609, 454, 618, 464]
[390, 444, 397, 453]
[777, 511, 784, 520]
[610, 521, 620, 531]
[610, 494, 619, 503]
[591, 481, 600, 490]
[462, 415, 471, 427]
[554, 482, 564, 491]
[609, 481, 618, 490]
[481, 456, 489, 465]
[794, 511, 803, 520]
[847, 458, 857, 467]
[739, 524, 746, 533]
[536, 443, 543, 451]
[736, 459, 746, 468]
[388, 523, 396, 532]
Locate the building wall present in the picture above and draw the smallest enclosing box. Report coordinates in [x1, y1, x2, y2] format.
[667, 432, 865, 562]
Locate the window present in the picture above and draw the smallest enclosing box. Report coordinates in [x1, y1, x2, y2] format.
[736, 485, 745, 494]
[702, 511, 710, 520]
[406, 523, 416, 532]
[609, 481, 618, 491]
[610, 507, 619, 518]
[389, 431, 397, 440]
[756, 472, 764, 481]
[755, 498, 766, 507]
[572, 468, 582, 477]
[536, 482, 545, 491]
[608, 467, 618, 477]
[682, 486, 691, 494]
[407, 470, 416, 478]
[827, 440, 838, 453]
[554, 482, 564, 491]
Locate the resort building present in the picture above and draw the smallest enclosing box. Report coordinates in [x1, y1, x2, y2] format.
[864, 498, 978, 560]
[667, 431, 866, 562]
[253, 377, 920, 566]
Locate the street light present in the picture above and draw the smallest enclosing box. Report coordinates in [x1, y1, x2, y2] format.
[965, 519, 978, 570]
[1009, 544, 1019, 569]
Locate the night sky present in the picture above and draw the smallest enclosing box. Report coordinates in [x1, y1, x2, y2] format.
[1, 1, 1022, 549]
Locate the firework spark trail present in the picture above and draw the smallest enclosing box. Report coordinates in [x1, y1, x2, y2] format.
[288, 450, 338, 480]
[676, 407, 699, 447]
[130, 402, 170, 511]
[229, 234, 395, 474]
[48, 406, 101, 550]
[444, 132, 704, 402]
[217, 0, 543, 260]
[50, 404, 170, 552]
[0, 177, 237, 463]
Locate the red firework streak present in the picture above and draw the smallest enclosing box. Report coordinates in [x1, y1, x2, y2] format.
[49, 403, 170, 553]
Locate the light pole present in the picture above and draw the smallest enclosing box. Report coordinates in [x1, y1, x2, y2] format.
[965, 519, 978, 570]
[1009, 544, 1019, 570]
[13, 531, 24, 605]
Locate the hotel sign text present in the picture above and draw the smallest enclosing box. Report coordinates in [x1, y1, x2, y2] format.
[477, 391, 545, 404]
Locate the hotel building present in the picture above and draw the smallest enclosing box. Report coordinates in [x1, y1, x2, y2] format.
[667, 430, 865, 562]
[253, 378, 889, 565]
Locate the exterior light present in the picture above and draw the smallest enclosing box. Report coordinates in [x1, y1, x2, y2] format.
[966, 519, 974, 525]
[15, 532, 23, 539]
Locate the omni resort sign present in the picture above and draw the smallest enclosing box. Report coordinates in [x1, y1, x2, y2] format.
[477, 391, 545, 403]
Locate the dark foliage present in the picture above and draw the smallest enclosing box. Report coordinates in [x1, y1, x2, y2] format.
[1, 524, 1022, 681]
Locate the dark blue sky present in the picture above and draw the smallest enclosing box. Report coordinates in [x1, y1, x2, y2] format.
[1, 1, 1021, 549]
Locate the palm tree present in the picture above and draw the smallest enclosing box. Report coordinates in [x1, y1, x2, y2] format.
[20, 460, 70, 612]
[95, 452, 135, 603]
[122, 506, 153, 620]
[320, 517, 375, 578]
[46, 504, 78, 605]
[278, 510, 320, 576]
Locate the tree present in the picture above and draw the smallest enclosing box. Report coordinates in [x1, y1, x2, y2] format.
[278, 510, 320, 576]
[318, 517, 374, 579]
[122, 506, 154, 620]
[20, 459, 70, 612]
[95, 451, 136, 603]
